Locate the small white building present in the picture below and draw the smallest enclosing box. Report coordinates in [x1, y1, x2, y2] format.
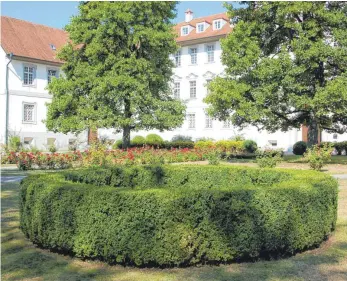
[1, 12, 345, 152]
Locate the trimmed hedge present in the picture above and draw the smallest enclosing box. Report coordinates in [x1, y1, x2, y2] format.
[20, 165, 338, 267]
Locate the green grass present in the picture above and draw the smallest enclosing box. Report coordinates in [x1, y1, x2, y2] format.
[227, 155, 347, 165]
[1, 171, 347, 281]
[283, 155, 347, 164]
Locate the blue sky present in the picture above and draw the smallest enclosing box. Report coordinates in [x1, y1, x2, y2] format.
[1, 1, 242, 29]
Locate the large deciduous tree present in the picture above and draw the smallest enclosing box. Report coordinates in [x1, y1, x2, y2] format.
[205, 2, 347, 146]
[46, 2, 185, 148]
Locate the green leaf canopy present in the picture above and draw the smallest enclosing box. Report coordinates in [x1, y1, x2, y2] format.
[205, 2, 347, 144]
[46, 2, 185, 146]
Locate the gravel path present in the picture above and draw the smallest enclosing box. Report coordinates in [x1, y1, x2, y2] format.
[1, 176, 26, 183]
[332, 174, 347, 180]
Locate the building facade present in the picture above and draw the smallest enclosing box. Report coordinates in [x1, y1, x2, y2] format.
[1, 12, 346, 152]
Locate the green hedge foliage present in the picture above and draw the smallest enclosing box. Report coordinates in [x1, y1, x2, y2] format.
[130, 135, 146, 147]
[321, 141, 347, 155]
[20, 165, 338, 267]
[145, 134, 164, 147]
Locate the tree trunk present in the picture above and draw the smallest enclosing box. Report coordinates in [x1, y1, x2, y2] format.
[88, 128, 98, 145]
[307, 120, 320, 147]
[122, 125, 131, 149]
[122, 98, 132, 149]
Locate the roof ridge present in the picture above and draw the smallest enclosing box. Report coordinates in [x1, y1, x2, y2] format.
[175, 12, 228, 25]
[1, 16, 66, 32]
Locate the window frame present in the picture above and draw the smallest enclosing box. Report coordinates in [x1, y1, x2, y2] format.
[213, 20, 222, 30]
[47, 68, 59, 84]
[47, 137, 56, 146]
[197, 23, 205, 33]
[22, 102, 37, 124]
[206, 44, 215, 63]
[205, 113, 213, 129]
[189, 80, 197, 98]
[181, 26, 189, 36]
[22, 64, 37, 87]
[189, 47, 198, 65]
[187, 113, 196, 129]
[174, 50, 181, 67]
[222, 120, 231, 129]
[173, 82, 180, 99]
[205, 79, 212, 95]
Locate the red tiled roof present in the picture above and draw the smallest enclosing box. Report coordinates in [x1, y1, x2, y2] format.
[1, 13, 232, 64]
[174, 12, 232, 43]
[1, 16, 68, 64]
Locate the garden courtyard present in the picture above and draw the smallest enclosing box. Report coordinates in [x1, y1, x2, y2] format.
[1, 158, 347, 281]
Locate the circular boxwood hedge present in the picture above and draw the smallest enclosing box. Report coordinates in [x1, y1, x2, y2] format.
[20, 165, 338, 267]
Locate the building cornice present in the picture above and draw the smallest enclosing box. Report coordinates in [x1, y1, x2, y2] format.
[0, 90, 52, 99]
[11, 55, 63, 67]
[177, 34, 227, 46]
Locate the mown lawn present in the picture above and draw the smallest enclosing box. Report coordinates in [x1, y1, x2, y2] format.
[1, 170, 347, 281]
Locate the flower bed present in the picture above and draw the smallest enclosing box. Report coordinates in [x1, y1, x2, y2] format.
[2, 147, 224, 170]
[20, 165, 338, 267]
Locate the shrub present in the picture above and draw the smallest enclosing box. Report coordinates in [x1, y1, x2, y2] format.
[293, 141, 307, 155]
[9, 136, 22, 152]
[21, 166, 337, 267]
[304, 143, 334, 171]
[113, 140, 123, 149]
[164, 141, 194, 149]
[243, 140, 258, 153]
[131, 135, 146, 147]
[145, 134, 164, 148]
[171, 135, 192, 142]
[194, 140, 215, 149]
[49, 144, 57, 153]
[256, 149, 283, 168]
[229, 134, 245, 141]
[205, 150, 221, 165]
[215, 140, 244, 154]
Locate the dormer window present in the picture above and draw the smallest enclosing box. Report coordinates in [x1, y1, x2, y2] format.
[213, 20, 221, 30]
[182, 26, 189, 36]
[50, 44, 56, 51]
[197, 23, 205, 33]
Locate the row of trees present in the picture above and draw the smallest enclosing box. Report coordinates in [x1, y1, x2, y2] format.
[46, 2, 347, 148]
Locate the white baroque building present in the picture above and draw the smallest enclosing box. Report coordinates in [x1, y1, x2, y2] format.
[1, 11, 346, 152]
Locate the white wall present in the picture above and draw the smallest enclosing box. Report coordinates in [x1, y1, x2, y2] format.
[0, 50, 87, 150]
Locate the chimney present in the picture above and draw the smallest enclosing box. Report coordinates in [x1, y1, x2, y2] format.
[185, 9, 193, 22]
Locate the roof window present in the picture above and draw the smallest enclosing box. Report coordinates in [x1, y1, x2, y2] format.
[197, 23, 205, 33]
[50, 44, 56, 51]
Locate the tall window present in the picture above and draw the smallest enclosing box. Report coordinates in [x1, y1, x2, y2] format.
[214, 20, 221, 30]
[187, 113, 195, 129]
[47, 69, 57, 84]
[23, 66, 35, 85]
[206, 45, 215, 63]
[182, 26, 189, 36]
[190, 81, 196, 98]
[190, 48, 197, 64]
[223, 120, 231, 128]
[23, 103, 36, 123]
[174, 82, 180, 99]
[197, 23, 204, 33]
[205, 114, 213, 128]
[174, 50, 181, 67]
